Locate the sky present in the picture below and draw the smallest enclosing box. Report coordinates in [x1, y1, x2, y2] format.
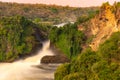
[0, 0, 120, 7]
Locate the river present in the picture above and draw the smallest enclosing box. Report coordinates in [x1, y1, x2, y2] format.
[0, 40, 57, 80]
[53, 22, 74, 27]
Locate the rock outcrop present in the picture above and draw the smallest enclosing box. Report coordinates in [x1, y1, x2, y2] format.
[41, 55, 70, 64]
[89, 3, 120, 50]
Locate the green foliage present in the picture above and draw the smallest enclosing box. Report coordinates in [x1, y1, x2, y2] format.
[98, 32, 120, 62]
[35, 22, 53, 40]
[55, 63, 70, 80]
[63, 72, 85, 80]
[101, 2, 111, 8]
[23, 7, 30, 12]
[49, 23, 86, 59]
[92, 61, 120, 80]
[34, 18, 42, 23]
[76, 9, 99, 24]
[55, 48, 100, 80]
[0, 16, 36, 61]
[116, 2, 120, 7]
[50, 8, 58, 13]
[77, 15, 89, 24]
[55, 32, 120, 80]
[88, 9, 99, 18]
[103, 2, 110, 6]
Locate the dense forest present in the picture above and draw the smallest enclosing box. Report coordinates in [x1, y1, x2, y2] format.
[0, 1, 98, 24]
[55, 32, 120, 80]
[52, 2, 120, 80]
[49, 23, 86, 59]
[0, 16, 49, 62]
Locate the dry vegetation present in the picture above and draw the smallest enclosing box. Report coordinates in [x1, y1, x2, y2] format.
[0, 2, 98, 24]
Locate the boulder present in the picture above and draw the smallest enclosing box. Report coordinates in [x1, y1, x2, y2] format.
[41, 54, 70, 64]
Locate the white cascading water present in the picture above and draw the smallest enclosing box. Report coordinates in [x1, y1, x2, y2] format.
[0, 40, 55, 80]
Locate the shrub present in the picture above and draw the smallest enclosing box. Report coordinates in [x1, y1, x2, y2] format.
[0, 16, 36, 61]
[63, 72, 85, 80]
[55, 63, 70, 80]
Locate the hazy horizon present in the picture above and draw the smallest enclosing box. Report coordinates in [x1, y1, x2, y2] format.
[0, 0, 119, 7]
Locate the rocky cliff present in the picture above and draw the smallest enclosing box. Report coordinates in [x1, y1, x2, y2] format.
[89, 2, 120, 50]
[78, 2, 120, 51]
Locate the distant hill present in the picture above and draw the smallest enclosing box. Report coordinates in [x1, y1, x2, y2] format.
[0, 2, 98, 24]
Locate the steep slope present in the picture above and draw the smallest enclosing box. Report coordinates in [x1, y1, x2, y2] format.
[89, 3, 120, 50]
[55, 32, 120, 80]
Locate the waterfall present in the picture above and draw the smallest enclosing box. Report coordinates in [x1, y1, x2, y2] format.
[0, 40, 55, 80]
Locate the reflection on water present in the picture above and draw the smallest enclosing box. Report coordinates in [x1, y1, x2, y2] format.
[0, 40, 56, 80]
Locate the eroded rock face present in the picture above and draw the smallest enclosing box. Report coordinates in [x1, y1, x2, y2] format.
[89, 4, 120, 51]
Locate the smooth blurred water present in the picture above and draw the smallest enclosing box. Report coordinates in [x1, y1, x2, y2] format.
[0, 40, 55, 80]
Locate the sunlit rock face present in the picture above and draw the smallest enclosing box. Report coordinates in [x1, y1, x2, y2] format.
[89, 3, 120, 51]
